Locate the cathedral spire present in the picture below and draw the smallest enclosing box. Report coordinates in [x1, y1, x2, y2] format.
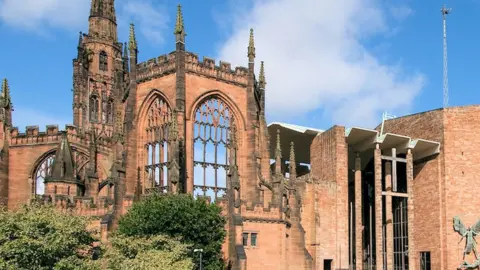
[45, 132, 76, 183]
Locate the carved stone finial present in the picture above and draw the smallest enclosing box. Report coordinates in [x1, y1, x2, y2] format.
[275, 129, 282, 159]
[78, 32, 83, 47]
[174, 4, 186, 36]
[289, 141, 296, 181]
[1, 78, 11, 108]
[248, 28, 255, 58]
[259, 61, 266, 89]
[129, 23, 137, 52]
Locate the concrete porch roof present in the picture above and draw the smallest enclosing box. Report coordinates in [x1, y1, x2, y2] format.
[266, 123, 441, 164]
[345, 127, 441, 161]
[267, 122, 323, 164]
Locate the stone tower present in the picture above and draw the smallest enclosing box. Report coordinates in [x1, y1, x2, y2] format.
[72, 0, 124, 135]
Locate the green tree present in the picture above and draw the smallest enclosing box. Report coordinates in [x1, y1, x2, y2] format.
[0, 203, 95, 270]
[118, 193, 226, 269]
[0, 203, 194, 270]
[54, 234, 194, 270]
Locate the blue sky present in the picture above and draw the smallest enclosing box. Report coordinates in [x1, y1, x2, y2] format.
[0, 0, 479, 132]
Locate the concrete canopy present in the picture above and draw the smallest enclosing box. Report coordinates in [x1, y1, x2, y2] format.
[267, 122, 323, 164]
[345, 127, 441, 161]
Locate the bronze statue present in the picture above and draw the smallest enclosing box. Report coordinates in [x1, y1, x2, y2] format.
[453, 216, 480, 269]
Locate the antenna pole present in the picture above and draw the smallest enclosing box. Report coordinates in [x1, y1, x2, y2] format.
[441, 5, 452, 108]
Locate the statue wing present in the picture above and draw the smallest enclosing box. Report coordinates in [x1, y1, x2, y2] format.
[453, 216, 467, 235]
[472, 219, 480, 234]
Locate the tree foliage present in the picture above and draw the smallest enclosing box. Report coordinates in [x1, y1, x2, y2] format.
[0, 203, 194, 270]
[118, 193, 227, 269]
[0, 203, 94, 270]
[53, 234, 194, 270]
[95, 234, 193, 270]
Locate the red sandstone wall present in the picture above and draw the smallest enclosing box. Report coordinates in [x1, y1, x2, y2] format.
[134, 73, 250, 197]
[8, 143, 56, 209]
[310, 126, 349, 269]
[184, 73, 249, 196]
[242, 221, 287, 270]
[300, 181, 317, 264]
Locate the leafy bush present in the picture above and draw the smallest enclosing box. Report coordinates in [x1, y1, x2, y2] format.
[0, 203, 94, 270]
[0, 203, 194, 270]
[118, 193, 226, 269]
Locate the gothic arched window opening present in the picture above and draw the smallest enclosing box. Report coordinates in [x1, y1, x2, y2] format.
[193, 96, 231, 201]
[145, 96, 171, 192]
[107, 100, 114, 124]
[102, 87, 107, 123]
[32, 150, 88, 196]
[99, 51, 108, 71]
[33, 155, 55, 195]
[89, 95, 99, 123]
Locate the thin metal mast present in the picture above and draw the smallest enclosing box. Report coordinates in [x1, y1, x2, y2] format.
[441, 5, 452, 108]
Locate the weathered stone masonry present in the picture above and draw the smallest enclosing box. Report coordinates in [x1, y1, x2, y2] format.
[2, 1, 479, 269]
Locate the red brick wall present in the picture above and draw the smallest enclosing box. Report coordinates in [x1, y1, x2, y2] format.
[442, 106, 480, 268]
[380, 108, 445, 269]
[380, 105, 480, 269]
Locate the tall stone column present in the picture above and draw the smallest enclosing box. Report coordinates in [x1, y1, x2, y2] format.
[374, 144, 384, 269]
[385, 161, 393, 269]
[407, 149, 416, 270]
[355, 153, 363, 270]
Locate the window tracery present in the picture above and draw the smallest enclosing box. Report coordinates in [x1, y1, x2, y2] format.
[33, 150, 89, 195]
[99, 51, 108, 71]
[193, 96, 232, 200]
[34, 154, 54, 195]
[144, 96, 171, 192]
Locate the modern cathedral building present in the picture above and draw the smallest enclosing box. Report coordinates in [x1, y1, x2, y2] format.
[0, 1, 478, 269]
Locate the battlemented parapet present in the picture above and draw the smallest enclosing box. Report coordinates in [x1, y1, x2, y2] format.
[184, 52, 249, 86]
[9, 124, 112, 153]
[136, 52, 176, 83]
[135, 51, 249, 86]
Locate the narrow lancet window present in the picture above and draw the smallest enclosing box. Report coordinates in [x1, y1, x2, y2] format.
[89, 95, 99, 123]
[99, 51, 108, 71]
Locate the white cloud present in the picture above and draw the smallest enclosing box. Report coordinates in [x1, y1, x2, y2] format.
[217, 0, 425, 128]
[389, 5, 414, 21]
[0, 0, 169, 45]
[118, 0, 169, 45]
[13, 107, 70, 132]
[0, 0, 88, 30]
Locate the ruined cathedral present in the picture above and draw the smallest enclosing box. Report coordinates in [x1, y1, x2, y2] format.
[2, 1, 480, 269]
